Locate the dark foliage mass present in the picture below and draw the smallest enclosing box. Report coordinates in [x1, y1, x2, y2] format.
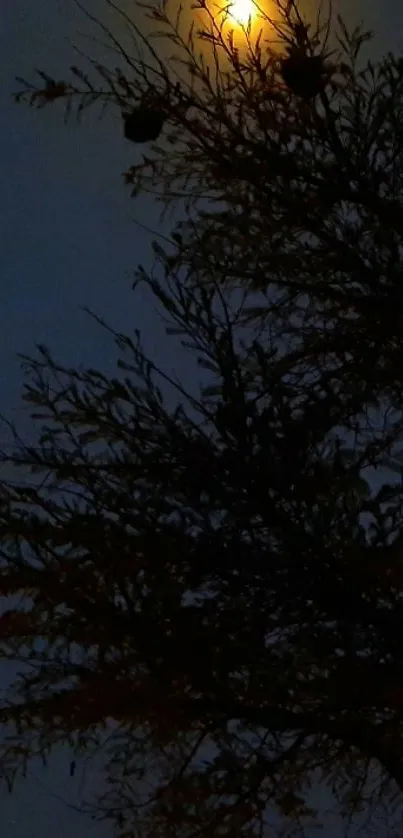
[6, 0, 403, 835]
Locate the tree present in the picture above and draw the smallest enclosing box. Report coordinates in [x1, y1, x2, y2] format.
[5, 0, 403, 835]
[15, 0, 403, 402]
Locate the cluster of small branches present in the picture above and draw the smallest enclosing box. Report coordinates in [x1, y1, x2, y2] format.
[5, 1, 403, 837]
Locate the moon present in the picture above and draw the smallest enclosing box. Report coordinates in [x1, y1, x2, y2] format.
[228, 0, 254, 26]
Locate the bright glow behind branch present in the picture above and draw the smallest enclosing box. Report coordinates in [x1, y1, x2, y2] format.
[228, 0, 254, 26]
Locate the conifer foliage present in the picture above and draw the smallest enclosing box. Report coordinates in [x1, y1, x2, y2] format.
[8, 1, 403, 835]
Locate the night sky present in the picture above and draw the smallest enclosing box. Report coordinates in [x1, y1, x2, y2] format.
[1, 1, 403, 835]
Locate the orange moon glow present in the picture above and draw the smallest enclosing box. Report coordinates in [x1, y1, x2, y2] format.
[228, 0, 254, 25]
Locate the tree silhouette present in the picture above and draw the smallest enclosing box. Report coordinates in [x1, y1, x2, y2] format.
[6, 0, 403, 835]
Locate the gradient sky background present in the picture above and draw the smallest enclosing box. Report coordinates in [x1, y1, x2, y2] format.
[1, 1, 403, 835]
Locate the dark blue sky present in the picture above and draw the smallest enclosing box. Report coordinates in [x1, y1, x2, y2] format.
[1, 0, 403, 835]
